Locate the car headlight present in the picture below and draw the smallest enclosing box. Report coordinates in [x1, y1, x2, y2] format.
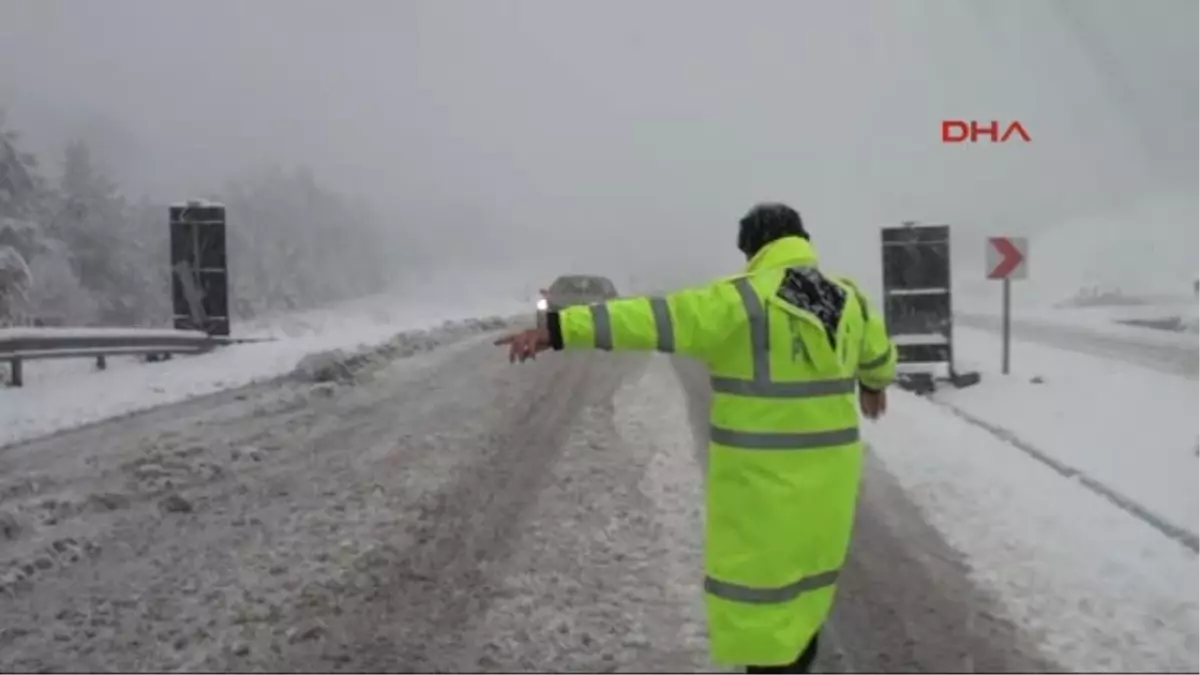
[535, 298, 548, 311]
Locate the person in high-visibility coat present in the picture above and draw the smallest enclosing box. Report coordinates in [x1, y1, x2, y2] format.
[496, 202, 898, 673]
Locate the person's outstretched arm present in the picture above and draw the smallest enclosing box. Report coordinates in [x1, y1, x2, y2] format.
[497, 282, 739, 366]
[553, 285, 733, 361]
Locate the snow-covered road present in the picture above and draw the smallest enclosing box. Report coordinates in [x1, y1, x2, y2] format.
[0, 327, 1063, 673]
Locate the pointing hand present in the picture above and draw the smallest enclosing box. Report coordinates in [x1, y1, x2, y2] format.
[494, 327, 552, 363]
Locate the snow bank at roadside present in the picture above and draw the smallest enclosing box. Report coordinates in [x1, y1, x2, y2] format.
[0, 304, 524, 448]
[231, 290, 500, 340]
[4, 291, 532, 389]
[940, 326, 1198, 541]
[866, 392, 1199, 673]
[958, 297, 1199, 350]
[288, 315, 511, 385]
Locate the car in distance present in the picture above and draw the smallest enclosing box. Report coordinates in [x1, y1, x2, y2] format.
[536, 274, 619, 328]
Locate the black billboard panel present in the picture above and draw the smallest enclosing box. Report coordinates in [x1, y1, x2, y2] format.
[882, 224, 950, 291]
[884, 290, 951, 336]
[170, 201, 229, 336]
[879, 223, 953, 367]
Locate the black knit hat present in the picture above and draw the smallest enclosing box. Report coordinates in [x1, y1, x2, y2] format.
[737, 202, 809, 258]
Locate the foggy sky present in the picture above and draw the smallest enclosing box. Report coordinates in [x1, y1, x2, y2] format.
[1, 0, 1196, 296]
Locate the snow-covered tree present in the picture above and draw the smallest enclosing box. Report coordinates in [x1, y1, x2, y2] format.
[0, 111, 49, 223]
[24, 237, 100, 325]
[0, 111, 80, 325]
[1, 111, 398, 326]
[216, 164, 392, 317]
[0, 242, 32, 326]
[49, 139, 144, 323]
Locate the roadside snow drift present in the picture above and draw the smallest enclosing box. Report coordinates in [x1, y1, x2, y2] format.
[946, 326, 1198, 542]
[0, 312, 519, 448]
[866, 392, 1198, 673]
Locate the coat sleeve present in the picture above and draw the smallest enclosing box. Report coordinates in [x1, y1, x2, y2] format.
[854, 292, 897, 392]
[550, 283, 738, 367]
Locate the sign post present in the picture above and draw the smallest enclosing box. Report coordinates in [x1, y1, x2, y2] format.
[985, 236, 1028, 374]
[1002, 276, 1011, 373]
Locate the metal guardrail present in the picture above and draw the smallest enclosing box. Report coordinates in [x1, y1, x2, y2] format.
[0, 327, 276, 387]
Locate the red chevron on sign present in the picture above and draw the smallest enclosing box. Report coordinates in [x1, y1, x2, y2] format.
[986, 237, 1028, 280]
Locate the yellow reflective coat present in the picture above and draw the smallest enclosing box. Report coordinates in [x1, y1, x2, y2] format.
[556, 236, 897, 666]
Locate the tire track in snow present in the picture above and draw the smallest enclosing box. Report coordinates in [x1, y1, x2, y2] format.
[312, 351, 642, 671]
[455, 355, 715, 673]
[0, 334, 593, 672]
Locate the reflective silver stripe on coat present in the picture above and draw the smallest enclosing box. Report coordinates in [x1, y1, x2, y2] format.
[648, 296, 675, 353]
[716, 277, 854, 399]
[859, 345, 892, 371]
[705, 569, 840, 604]
[710, 425, 860, 450]
[590, 304, 613, 350]
[711, 376, 856, 397]
[733, 278, 770, 383]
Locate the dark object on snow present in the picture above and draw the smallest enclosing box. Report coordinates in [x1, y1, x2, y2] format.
[1116, 316, 1195, 334]
[170, 200, 230, 337]
[159, 493, 193, 514]
[881, 222, 979, 395]
[536, 274, 619, 330]
[0, 512, 21, 541]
